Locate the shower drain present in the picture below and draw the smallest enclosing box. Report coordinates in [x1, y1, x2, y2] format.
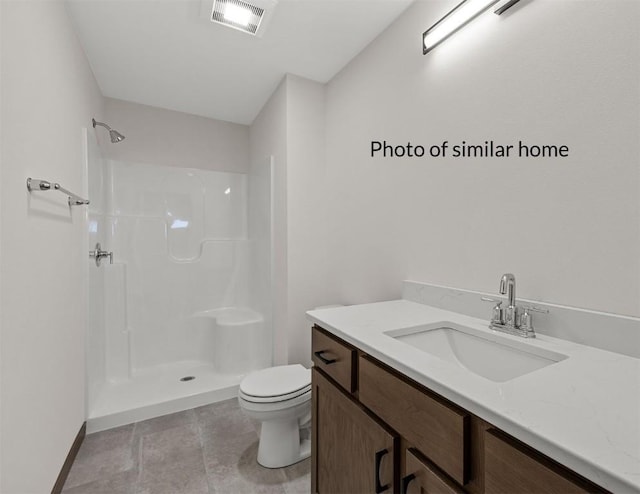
[180, 376, 195, 382]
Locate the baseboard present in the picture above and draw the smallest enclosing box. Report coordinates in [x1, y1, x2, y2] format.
[51, 421, 86, 494]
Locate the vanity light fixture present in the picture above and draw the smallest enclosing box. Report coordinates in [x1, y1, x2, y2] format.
[423, 0, 499, 54]
[494, 0, 523, 16]
[423, 0, 524, 54]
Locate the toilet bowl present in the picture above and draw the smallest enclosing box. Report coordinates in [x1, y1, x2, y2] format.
[238, 364, 312, 468]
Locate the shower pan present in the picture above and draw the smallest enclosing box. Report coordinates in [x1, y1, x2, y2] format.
[85, 131, 273, 432]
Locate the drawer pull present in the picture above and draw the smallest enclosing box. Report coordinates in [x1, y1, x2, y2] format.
[374, 448, 390, 493]
[314, 350, 337, 365]
[401, 473, 416, 494]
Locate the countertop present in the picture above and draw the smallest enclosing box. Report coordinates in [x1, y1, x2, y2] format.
[306, 300, 640, 494]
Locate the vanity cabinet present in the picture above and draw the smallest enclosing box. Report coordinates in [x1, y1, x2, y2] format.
[311, 325, 608, 494]
[312, 368, 396, 494]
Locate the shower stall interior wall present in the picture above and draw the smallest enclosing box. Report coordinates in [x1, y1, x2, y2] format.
[86, 135, 273, 432]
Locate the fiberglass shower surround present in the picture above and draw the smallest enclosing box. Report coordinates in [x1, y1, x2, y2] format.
[86, 150, 272, 430]
[106, 162, 262, 366]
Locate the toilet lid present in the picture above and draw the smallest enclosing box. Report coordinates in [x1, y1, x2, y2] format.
[240, 364, 311, 398]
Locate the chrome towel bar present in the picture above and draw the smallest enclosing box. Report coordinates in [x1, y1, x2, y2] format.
[26, 178, 90, 206]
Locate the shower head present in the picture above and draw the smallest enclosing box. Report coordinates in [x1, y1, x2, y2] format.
[108, 129, 125, 143]
[92, 118, 125, 143]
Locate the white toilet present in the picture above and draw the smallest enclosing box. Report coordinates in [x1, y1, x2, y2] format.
[238, 364, 312, 468]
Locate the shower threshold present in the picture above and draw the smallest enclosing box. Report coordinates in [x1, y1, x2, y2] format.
[87, 361, 244, 433]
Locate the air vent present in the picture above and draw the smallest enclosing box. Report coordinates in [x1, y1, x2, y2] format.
[211, 0, 266, 35]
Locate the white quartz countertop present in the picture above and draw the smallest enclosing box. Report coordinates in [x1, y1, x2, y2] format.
[306, 300, 640, 494]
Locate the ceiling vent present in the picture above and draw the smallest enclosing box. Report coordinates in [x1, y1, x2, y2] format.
[206, 0, 276, 36]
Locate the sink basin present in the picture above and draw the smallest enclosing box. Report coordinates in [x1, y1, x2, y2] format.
[386, 322, 568, 383]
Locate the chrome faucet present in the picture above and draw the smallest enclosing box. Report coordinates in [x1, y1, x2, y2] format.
[481, 273, 548, 338]
[499, 273, 516, 305]
[500, 273, 518, 327]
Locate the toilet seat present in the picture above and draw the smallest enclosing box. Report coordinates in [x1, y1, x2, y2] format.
[239, 364, 311, 404]
[239, 386, 311, 404]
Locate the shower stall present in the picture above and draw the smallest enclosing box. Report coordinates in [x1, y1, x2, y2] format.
[85, 131, 273, 432]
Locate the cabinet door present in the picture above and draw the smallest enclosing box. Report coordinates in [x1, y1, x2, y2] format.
[401, 448, 464, 494]
[312, 368, 397, 494]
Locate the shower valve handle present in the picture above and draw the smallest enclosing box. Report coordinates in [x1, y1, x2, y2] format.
[90, 243, 113, 267]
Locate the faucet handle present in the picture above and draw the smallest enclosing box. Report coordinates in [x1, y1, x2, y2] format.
[519, 305, 548, 334]
[481, 297, 504, 325]
[89, 242, 114, 267]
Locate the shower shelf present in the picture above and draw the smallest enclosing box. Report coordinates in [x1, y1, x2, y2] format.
[27, 178, 90, 206]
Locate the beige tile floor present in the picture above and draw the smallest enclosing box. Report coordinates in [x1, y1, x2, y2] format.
[62, 398, 310, 494]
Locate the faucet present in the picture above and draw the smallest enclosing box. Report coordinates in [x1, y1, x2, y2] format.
[499, 273, 516, 306]
[499, 273, 517, 327]
[481, 273, 548, 338]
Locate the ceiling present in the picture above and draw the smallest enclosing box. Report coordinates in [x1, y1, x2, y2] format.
[66, 0, 414, 125]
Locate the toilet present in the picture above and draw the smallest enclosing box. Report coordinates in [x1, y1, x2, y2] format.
[238, 364, 311, 468]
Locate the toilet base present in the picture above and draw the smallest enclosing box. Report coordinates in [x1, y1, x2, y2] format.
[257, 418, 311, 468]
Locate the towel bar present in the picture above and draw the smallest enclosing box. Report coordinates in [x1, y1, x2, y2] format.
[27, 178, 89, 206]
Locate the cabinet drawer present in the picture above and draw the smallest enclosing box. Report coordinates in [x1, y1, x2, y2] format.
[402, 448, 464, 494]
[485, 429, 607, 494]
[359, 355, 468, 485]
[312, 326, 356, 393]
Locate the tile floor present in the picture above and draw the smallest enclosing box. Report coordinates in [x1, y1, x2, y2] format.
[62, 398, 310, 494]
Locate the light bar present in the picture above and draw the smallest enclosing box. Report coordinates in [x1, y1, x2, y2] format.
[423, 0, 499, 54]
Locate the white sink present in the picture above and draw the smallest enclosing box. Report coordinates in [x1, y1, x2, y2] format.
[386, 322, 568, 383]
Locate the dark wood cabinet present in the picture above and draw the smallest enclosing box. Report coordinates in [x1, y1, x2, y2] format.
[311, 326, 356, 393]
[312, 368, 396, 494]
[311, 325, 607, 494]
[359, 355, 469, 485]
[484, 429, 606, 494]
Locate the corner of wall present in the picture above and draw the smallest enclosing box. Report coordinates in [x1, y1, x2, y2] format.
[249, 75, 289, 366]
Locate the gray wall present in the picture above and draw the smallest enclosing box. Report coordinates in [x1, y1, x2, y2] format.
[249, 75, 328, 366]
[103, 97, 250, 172]
[285, 75, 328, 365]
[0, 1, 105, 491]
[323, 0, 640, 317]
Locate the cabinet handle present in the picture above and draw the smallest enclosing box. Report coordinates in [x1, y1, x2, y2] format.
[401, 473, 416, 494]
[374, 448, 390, 493]
[314, 350, 337, 365]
